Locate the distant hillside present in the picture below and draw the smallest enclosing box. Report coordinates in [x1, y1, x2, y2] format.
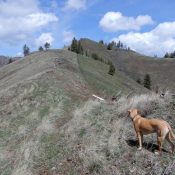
[0, 55, 10, 67]
[0, 55, 20, 67]
[80, 38, 175, 91]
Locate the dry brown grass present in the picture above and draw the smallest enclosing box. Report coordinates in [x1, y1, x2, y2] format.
[59, 92, 175, 174]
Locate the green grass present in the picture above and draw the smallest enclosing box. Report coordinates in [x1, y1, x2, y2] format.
[78, 54, 144, 96]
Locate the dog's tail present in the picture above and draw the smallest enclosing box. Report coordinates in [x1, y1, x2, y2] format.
[167, 123, 175, 140]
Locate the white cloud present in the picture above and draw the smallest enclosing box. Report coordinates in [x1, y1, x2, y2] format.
[16, 52, 23, 57]
[63, 31, 75, 44]
[36, 33, 54, 46]
[99, 12, 154, 32]
[0, 0, 58, 45]
[111, 21, 175, 56]
[64, 0, 86, 10]
[0, 0, 39, 17]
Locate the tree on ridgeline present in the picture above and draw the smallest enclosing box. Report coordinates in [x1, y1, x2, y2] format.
[44, 42, 50, 50]
[164, 51, 175, 58]
[8, 58, 13, 64]
[23, 44, 30, 56]
[70, 38, 84, 54]
[107, 43, 113, 50]
[170, 51, 175, 58]
[164, 52, 169, 58]
[99, 40, 104, 45]
[70, 37, 78, 53]
[143, 74, 151, 90]
[38, 46, 44, 51]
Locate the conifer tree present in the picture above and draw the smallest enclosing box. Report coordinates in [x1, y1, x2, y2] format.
[70, 37, 78, 53]
[23, 44, 30, 56]
[143, 74, 151, 89]
[8, 58, 13, 64]
[44, 42, 50, 50]
[136, 78, 141, 84]
[108, 62, 115, 75]
[99, 40, 104, 45]
[38, 46, 44, 51]
[107, 43, 113, 50]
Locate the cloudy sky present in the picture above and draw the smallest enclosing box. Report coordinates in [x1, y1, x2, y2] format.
[0, 0, 175, 57]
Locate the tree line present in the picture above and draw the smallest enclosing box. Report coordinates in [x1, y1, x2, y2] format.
[164, 51, 175, 58]
[99, 40, 130, 51]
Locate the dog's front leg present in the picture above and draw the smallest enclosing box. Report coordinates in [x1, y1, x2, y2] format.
[137, 132, 143, 150]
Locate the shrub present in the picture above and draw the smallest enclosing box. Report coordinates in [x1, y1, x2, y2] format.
[143, 74, 151, 90]
[108, 62, 115, 75]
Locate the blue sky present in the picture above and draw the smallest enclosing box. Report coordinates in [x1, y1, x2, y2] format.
[1, 0, 175, 57]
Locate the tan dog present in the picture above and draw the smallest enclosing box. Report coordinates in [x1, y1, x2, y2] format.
[128, 108, 175, 155]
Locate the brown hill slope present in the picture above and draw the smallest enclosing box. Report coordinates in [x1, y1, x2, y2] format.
[80, 38, 175, 91]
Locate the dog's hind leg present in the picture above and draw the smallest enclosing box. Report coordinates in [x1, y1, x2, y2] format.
[166, 133, 175, 154]
[156, 129, 167, 155]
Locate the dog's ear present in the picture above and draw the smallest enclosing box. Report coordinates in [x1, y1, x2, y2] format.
[127, 109, 131, 113]
[135, 109, 138, 114]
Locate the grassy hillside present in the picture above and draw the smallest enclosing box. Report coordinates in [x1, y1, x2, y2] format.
[80, 38, 175, 91]
[0, 49, 174, 175]
[59, 92, 175, 175]
[78, 54, 146, 97]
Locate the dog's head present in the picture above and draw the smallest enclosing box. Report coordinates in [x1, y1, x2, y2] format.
[127, 108, 138, 119]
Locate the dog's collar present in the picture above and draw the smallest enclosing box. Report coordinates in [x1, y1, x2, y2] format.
[132, 114, 139, 121]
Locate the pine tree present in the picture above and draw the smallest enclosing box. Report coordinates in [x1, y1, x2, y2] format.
[108, 62, 115, 75]
[70, 37, 78, 53]
[8, 58, 13, 64]
[99, 40, 104, 45]
[38, 46, 44, 51]
[23, 44, 30, 56]
[164, 52, 169, 58]
[116, 41, 121, 48]
[91, 53, 99, 60]
[44, 42, 50, 50]
[107, 43, 113, 50]
[136, 78, 141, 84]
[143, 74, 151, 89]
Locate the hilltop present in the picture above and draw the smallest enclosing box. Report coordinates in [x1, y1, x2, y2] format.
[80, 38, 175, 91]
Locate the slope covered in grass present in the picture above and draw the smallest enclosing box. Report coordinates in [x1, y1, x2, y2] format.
[78, 54, 146, 97]
[0, 50, 91, 175]
[58, 92, 175, 175]
[80, 38, 175, 91]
